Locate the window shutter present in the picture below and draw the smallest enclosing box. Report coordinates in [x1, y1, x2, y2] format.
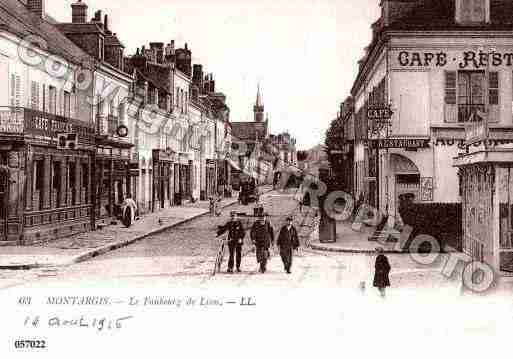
[10, 74, 15, 108]
[15, 75, 22, 109]
[445, 71, 457, 122]
[489, 71, 499, 122]
[31, 81, 40, 110]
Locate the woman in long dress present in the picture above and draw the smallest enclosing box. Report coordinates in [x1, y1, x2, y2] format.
[373, 247, 391, 298]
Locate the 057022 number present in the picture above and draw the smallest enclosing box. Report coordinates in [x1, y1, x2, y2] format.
[14, 340, 47, 349]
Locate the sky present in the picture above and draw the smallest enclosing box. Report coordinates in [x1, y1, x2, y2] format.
[48, 0, 381, 150]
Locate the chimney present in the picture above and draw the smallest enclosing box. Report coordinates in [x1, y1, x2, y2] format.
[380, 0, 425, 27]
[27, 0, 45, 18]
[104, 14, 110, 34]
[150, 42, 164, 63]
[164, 40, 175, 64]
[71, 0, 88, 23]
[93, 10, 102, 26]
[210, 74, 215, 93]
[193, 64, 203, 85]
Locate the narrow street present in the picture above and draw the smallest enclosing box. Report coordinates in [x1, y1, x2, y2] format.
[0, 191, 460, 295]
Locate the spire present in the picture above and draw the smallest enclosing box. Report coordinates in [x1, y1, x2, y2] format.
[256, 83, 263, 107]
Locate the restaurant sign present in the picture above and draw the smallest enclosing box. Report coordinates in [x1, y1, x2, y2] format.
[368, 138, 430, 149]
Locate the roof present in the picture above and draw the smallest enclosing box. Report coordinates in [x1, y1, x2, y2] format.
[231, 121, 268, 141]
[351, 0, 513, 95]
[387, 0, 513, 31]
[0, 0, 92, 65]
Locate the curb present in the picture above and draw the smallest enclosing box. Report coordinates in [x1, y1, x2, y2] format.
[0, 188, 274, 270]
[308, 242, 404, 254]
[0, 199, 239, 270]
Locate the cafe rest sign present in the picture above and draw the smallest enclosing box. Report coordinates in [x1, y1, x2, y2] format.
[392, 49, 513, 69]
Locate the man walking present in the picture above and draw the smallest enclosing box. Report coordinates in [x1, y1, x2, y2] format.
[277, 216, 300, 274]
[250, 214, 273, 273]
[217, 211, 245, 273]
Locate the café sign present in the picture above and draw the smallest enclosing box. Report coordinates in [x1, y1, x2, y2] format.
[0, 110, 24, 134]
[367, 106, 393, 121]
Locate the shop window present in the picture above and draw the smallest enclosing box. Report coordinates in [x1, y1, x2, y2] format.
[52, 162, 61, 207]
[33, 160, 44, 193]
[444, 70, 498, 123]
[68, 162, 76, 204]
[82, 163, 89, 204]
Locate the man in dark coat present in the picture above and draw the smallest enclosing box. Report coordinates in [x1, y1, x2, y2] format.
[373, 247, 391, 298]
[217, 211, 246, 273]
[276, 216, 300, 274]
[250, 214, 274, 273]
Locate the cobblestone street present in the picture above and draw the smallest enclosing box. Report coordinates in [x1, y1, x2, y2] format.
[0, 191, 464, 297]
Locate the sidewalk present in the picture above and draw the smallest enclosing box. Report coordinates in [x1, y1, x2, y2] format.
[308, 220, 405, 254]
[0, 186, 272, 270]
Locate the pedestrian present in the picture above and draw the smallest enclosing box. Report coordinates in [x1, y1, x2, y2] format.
[276, 216, 300, 274]
[217, 211, 246, 273]
[373, 247, 391, 298]
[250, 214, 273, 273]
[121, 193, 138, 227]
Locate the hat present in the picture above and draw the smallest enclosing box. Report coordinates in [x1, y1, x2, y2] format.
[375, 247, 384, 253]
[286, 216, 293, 221]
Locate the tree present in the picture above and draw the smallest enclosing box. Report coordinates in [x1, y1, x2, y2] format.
[324, 116, 345, 177]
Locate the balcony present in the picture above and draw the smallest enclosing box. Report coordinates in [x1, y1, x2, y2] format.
[0, 107, 95, 139]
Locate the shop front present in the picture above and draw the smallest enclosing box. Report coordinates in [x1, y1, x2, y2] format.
[93, 143, 135, 224]
[152, 149, 176, 211]
[206, 159, 216, 198]
[175, 152, 192, 205]
[454, 148, 513, 275]
[0, 107, 96, 245]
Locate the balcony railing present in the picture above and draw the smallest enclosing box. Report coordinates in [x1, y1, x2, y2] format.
[458, 104, 486, 123]
[0, 107, 95, 138]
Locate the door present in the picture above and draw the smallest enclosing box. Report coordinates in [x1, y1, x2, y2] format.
[0, 166, 9, 241]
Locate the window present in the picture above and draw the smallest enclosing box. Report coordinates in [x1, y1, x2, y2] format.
[42, 85, 46, 112]
[30, 81, 40, 110]
[49, 86, 57, 114]
[63, 91, 71, 118]
[459, 0, 487, 23]
[444, 70, 498, 123]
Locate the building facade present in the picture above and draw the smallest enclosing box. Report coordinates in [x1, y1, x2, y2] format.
[351, 0, 513, 224]
[0, 0, 98, 244]
[57, 3, 136, 226]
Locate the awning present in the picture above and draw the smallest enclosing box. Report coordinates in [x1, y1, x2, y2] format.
[228, 158, 241, 171]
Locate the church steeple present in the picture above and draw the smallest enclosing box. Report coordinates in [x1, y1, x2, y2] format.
[254, 83, 264, 122]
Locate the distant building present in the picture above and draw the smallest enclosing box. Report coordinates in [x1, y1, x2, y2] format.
[230, 85, 273, 185]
